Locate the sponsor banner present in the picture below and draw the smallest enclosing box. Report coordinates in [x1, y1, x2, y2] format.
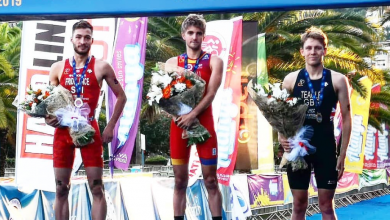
[215, 17, 242, 185]
[230, 175, 251, 219]
[121, 176, 156, 220]
[151, 178, 175, 220]
[364, 84, 381, 169]
[202, 19, 232, 125]
[308, 172, 318, 198]
[377, 124, 390, 169]
[255, 33, 274, 174]
[236, 21, 259, 171]
[108, 18, 148, 173]
[282, 174, 293, 204]
[103, 181, 130, 219]
[387, 168, 390, 185]
[336, 172, 359, 194]
[0, 186, 44, 219]
[359, 169, 388, 189]
[69, 182, 92, 219]
[345, 76, 372, 174]
[186, 180, 213, 219]
[16, 20, 67, 192]
[248, 174, 284, 208]
[4, 0, 390, 20]
[188, 145, 202, 187]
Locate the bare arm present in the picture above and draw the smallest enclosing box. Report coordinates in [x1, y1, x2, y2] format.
[176, 56, 223, 129]
[190, 56, 223, 117]
[101, 62, 127, 143]
[334, 72, 352, 180]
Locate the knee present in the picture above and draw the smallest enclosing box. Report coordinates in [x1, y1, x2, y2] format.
[174, 176, 188, 191]
[89, 179, 104, 199]
[319, 200, 334, 215]
[56, 180, 70, 199]
[293, 198, 308, 214]
[203, 174, 218, 191]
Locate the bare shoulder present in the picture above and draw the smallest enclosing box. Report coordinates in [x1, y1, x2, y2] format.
[330, 70, 348, 88]
[95, 58, 112, 70]
[282, 70, 300, 91]
[50, 60, 65, 72]
[166, 57, 178, 66]
[210, 54, 223, 69]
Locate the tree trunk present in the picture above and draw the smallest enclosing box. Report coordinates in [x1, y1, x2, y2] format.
[0, 128, 8, 177]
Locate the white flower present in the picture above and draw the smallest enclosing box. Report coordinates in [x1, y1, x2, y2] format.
[267, 97, 276, 104]
[37, 95, 44, 100]
[31, 102, 37, 111]
[151, 72, 173, 88]
[280, 89, 289, 100]
[25, 95, 33, 102]
[255, 84, 267, 96]
[270, 83, 282, 99]
[174, 83, 187, 93]
[147, 85, 163, 105]
[287, 98, 298, 106]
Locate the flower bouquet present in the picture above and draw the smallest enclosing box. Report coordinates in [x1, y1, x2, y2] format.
[17, 84, 95, 147]
[248, 80, 316, 171]
[147, 62, 210, 146]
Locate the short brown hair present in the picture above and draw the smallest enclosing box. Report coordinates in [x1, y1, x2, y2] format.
[181, 14, 206, 34]
[72, 20, 93, 34]
[301, 27, 328, 48]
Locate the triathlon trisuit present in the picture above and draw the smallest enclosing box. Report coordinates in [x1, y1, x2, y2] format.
[53, 56, 103, 168]
[170, 52, 218, 166]
[288, 68, 339, 190]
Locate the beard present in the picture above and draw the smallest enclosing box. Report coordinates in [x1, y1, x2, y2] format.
[187, 42, 201, 51]
[73, 44, 90, 56]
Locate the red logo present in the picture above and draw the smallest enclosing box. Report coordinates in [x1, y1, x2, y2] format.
[202, 35, 226, 56]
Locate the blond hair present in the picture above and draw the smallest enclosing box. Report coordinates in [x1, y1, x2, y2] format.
[301, 27, 328, 48]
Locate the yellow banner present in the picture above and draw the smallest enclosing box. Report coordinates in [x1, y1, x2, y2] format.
[345, 76, 372, 174]
[282, 174, 293, 204]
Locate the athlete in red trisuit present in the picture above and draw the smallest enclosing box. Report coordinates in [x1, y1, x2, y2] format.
[45, 20, 126, 220]
[166, 14, 223, 220]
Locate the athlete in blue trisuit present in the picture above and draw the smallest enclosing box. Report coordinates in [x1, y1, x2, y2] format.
[279, 27, 352, 220]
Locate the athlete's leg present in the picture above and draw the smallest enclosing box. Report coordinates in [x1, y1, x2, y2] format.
[173, 164, 189, 216]
[287, 159, 311, 220]
[53, 127, 75, 220]
[170, 120, 191, 217]
[54, 168, 72, 220]
[85, 167, 106, 220]
[318, 189, 337, 220]
[201, 164, 222, 217]
[291, 189, 309, 220]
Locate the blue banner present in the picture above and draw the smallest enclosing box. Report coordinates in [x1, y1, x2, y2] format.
[0, 0, 389, 19]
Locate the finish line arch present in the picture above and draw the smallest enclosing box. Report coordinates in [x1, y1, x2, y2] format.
[0, 0, 390, 20]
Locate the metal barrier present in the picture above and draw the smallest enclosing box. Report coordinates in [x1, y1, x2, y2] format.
[248, 184, 390, 220]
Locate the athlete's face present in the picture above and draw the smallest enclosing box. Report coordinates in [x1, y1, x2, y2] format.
[182, 26, 204, 51]
[300, 38, 327, 67]
[71, 28, 93, 56]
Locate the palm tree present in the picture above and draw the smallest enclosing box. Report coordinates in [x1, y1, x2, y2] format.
[0, 23, 21, 176]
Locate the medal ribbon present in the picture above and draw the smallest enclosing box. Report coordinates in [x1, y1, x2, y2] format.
[72, 57, 90, 98]
[184, 51, 204, 74]
[304, 69, 327, 114]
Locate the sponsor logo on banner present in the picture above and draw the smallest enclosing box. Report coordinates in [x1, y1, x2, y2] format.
[377, 124, 390, 168]
[216, 18, 242, 185]
[16, 20, 67, 192]
[108, 18, 148, 173]
[188, 145, 202, 186]
[345, 76, 372, 174]
[202, 34, 226, 56]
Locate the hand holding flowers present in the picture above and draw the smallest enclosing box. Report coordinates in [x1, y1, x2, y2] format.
[17, 84, 95, 147]
[248, 80, 316, 171]
[147, 62, 211, 146]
